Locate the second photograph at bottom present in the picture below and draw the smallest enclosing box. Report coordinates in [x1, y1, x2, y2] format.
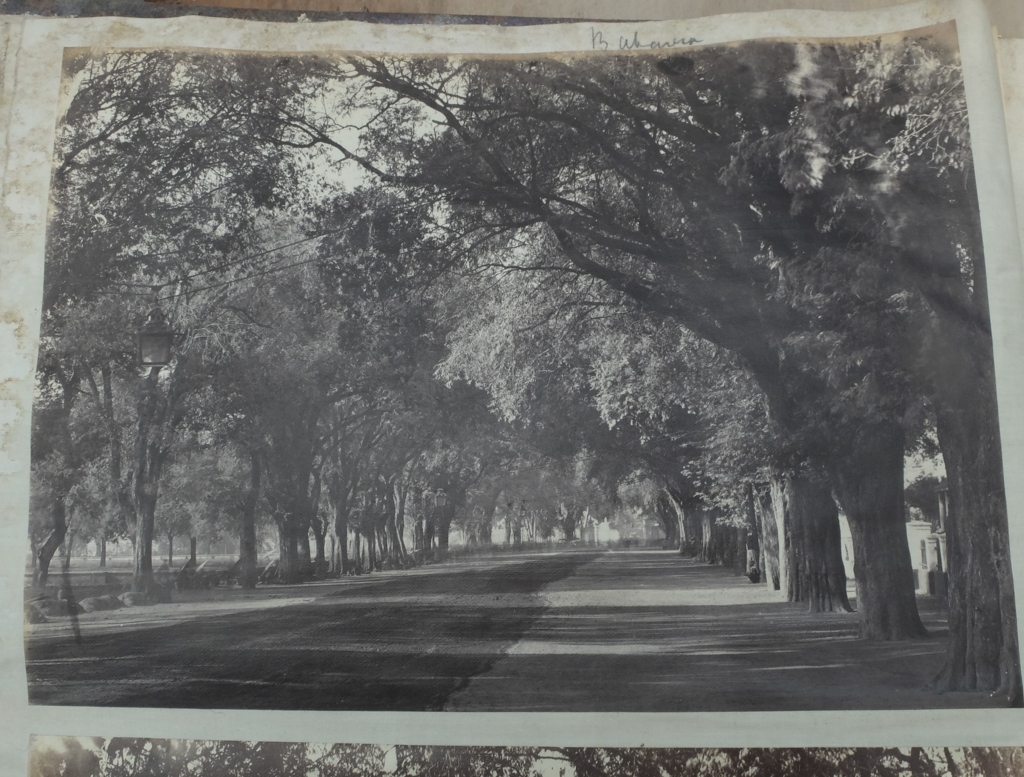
[24, 740, 1024, 777]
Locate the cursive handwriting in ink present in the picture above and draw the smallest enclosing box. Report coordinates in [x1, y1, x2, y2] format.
[619, 31, 703, 50]
[590, 27, 702, 51]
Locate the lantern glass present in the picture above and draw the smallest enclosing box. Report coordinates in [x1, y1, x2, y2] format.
[435, 491, 447, 507]
[139, 306, 174, 367]
[139, 331, 174, 367]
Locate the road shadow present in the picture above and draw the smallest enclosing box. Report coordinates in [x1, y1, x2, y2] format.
[26, 552, 601, 710]
[446, 554, 984, 711]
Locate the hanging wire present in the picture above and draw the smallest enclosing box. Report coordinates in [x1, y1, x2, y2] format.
[71, 231, 336, 302]
[155, 254, 327, 301]
[118, 232, 332, 290]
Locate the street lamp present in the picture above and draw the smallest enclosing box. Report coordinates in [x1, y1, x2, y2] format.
[138, 307, 174, 368]
[131, 302, 175, 595]
[435, 490, 447, 508]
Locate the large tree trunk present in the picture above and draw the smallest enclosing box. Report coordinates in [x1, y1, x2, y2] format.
[386, 514, 405, 563]
[99, 535, 107, 568]
[61, 531, 75, 572]
[57, 531, 76, 604]
[934, 386, 1021, 701]
[903, 175, 1020, 700]
[681, 508, 701, 557]
[675, 511, 687, 553]
[873, 202, 1022, 694]
[478, 489, 500, 546]
[425, 509, 437, 550]
[297, 529, 312, 573]
[239, 450, 260, 588]
[698, 508, 714, 562]
[376, 522, 387, 561]
[333, 502, 350, 574]
[60, 531, 79, 609]
[312, 524, 327, 574]
[665, 485, 698, 557]
[100, 364, 134, 558]
[785, 473, 853, 614]
[131, 476, 160, 595]
[830, 424, 925, 638]
[770, 477, 791, 596]
[167, 534, 174, 567]
[769, 472, 850, 612]
[414, 514, 424, 551]
[34, 497, 69, 588]
[365, 528, 377, 570]
[656, 493, 681, 550]
[752, 484, 780, 591]
[131, 368, 170, 595]
[277, 523, 301, 583]
[394, 483, 410, 557]
[696, 508, 736, 566]
[437, 512, 452, 550]
[734, 524, 748, 577]
[562, 509, 578, 542]
[744, 484, 762, 579]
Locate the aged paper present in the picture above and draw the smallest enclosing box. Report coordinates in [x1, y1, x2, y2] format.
[153, 0, 1024, 41]
[2, 0, 1024, 775]
[998, 38, 1024, 269]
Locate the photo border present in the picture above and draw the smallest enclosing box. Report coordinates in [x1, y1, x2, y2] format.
[1, 1, 1022, 775]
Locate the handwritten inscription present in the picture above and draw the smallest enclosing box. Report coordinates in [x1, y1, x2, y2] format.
[591, 28, 702, 51]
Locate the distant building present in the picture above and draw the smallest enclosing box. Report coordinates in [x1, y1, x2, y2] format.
[838, 513, 855, 580]
[580, 519, 620, 545]
[906, 488, 949, 597]
[838, 487, 948, 597]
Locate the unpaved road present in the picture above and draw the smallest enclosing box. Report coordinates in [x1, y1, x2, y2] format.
[25, 549, 998, 710]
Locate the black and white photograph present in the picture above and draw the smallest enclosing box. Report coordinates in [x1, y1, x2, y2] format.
[24, 738, 1024, 777]
[21, 21, 1023, 711]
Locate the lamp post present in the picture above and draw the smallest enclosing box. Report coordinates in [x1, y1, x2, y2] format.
[131, 302, 175, 596]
